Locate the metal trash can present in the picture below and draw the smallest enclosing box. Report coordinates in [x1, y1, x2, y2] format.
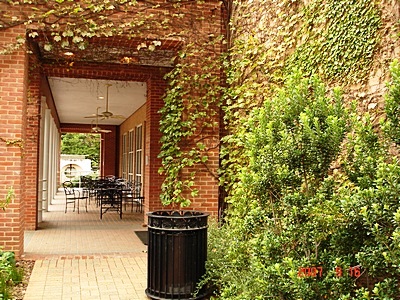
[146, 210, 209, 300]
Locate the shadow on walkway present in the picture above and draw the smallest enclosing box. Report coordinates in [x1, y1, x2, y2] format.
[22, 190, 149, 300]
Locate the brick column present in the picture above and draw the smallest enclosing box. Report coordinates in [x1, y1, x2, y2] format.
[0, 26, 28, 258]
[24, 56, 41, 230]
[144, 76, 166, 218]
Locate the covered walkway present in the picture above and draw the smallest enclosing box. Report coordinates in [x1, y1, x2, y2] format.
[22, 191, 149, 300]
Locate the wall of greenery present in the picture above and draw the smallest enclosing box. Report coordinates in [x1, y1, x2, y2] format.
[205, 0, 400, 299]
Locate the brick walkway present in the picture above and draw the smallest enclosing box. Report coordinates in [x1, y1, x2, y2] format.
[22, 190, 149, 300]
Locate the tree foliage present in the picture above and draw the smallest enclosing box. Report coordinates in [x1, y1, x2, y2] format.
[61, 133, 100, 169]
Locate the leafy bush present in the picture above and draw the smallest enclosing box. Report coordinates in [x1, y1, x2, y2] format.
[0, 250, 23, 300]
[383, 59, 400, 146]
[204, 67, 400, 299]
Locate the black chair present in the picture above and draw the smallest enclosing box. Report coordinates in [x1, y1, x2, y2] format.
[81, 176, 96, 203]
[122, 181, 134, 212]
[93, 178, 113, 206]
[98, 187, 123, 219]
[122, 181, 144, 213]
[63, 181, 89, 213]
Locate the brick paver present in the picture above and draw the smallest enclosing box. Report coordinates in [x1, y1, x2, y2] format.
[23, 190, 149, 300]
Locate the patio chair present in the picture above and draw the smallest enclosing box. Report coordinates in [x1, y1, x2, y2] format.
[63, 181, 89, 213]
[98, 187, 123, 219]
[81, 176, 96, 203]
[122, 181, 144, 213]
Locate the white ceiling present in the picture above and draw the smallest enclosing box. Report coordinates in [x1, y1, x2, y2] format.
[48, 77, 147, 126]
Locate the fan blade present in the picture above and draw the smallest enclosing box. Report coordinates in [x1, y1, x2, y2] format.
[101, 113, 125, 120]
[91, 125, 111, 134]
[92, 126, 102, 132]
[84, 114, 102, 118]
[101, 113, 126, 119]
[110, 114, 125, 119]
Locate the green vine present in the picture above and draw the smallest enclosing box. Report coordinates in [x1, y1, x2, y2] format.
[0, 138, 24, 149]
[220, 0, 382, 208]
[287, 0, 381, 83]
[0, 187, 15, 211]
[158, 37, 224, 208]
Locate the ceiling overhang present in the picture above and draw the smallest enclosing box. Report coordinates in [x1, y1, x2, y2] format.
[28, 34, 181, 127]
[48, 77, 147, 126]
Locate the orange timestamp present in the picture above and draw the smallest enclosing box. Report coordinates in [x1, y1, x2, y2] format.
[298, 266, 361, 278]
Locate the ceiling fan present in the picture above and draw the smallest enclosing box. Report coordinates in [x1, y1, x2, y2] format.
[90, 107, 112, 133]
[85, 84, 125, 120]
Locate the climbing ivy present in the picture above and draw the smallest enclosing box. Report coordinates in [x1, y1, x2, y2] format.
[0, 187, 14, 212]
[287, 0, 381, 83]
[158, 35, 224, 207]
[0, 138, 24, 149]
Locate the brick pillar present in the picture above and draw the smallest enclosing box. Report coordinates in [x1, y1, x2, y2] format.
[0, 25, 28, 258]
[144, 76, 166, 217]
[144, 76, 220, 217]
[24, 55, 41, 230]
[101, 129, 118, 177]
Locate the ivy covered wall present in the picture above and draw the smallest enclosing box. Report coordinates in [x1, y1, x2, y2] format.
[206, 0, 400, 299]
[221, 0, 400, 196]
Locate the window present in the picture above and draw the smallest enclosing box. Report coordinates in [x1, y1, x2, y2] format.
[135, 125, 143, 183]
[128, 130, 134, 183]
[122, 133, 127, 179]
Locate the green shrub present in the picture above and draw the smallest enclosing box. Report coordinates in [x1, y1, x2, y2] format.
[204, 67, 400, 299]
[383, 59, 400, 145]
[0, 250, 23, 300]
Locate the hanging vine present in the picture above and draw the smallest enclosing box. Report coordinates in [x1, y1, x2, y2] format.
[0, 137, 24, 149]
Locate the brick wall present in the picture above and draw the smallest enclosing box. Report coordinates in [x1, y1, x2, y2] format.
[0, 25, 28, 257]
